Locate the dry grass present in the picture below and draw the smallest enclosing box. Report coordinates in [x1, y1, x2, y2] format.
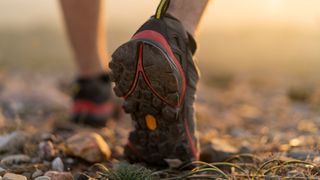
[87, 154, 319, 179]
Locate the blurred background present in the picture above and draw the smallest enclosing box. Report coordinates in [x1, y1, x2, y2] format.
[1, 0, 320, 79]
[1, 0, 320, 167]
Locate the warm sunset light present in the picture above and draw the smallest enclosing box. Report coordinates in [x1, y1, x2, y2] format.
[2, 0, 320, 179]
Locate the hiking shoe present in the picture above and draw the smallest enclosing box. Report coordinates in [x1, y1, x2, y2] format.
[71, 73, 118, 127]
[109, 1, 200, 166]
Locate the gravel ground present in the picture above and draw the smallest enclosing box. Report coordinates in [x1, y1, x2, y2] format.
[0, 72, 320, 179]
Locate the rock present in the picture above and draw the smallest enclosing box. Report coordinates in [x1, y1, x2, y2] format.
[39, 141, 56, 160]
[41, 133, 57, 142]
[35, 176, 51, 180]
[313, 156, 320, 163]
[264, 175, 281, 180]
[66, 132, 111, 163]
[239, 141, 252, 153]
[64, 158, 74, 165]
[200, 139, 238, 162]
[51, 157, 64, 172]
[32, 169, 44, 179]
[1, 154, 31, 166]
[44, 171, 73, 180]
[286, 170, 305, 178]
[74, 173, 92, 180]
[0, 167, 6, 176]
[287, 149, 318, 160]
[0, 131, 29, 153]
[22, 172, 32, 179]
[164, 159, 183, 169]
[0, 78, 69, 120]
[3, 173, 27, 180]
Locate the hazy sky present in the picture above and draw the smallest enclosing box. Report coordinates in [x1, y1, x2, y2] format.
[0, 0, 320, 29]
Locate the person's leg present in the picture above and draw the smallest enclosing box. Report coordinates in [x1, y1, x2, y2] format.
[167, 0, 210, 36]
[60, 0, 108, 78]
[60, 0, 117, 127]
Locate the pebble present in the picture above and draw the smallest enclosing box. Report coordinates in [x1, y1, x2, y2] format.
[3, 173, 27, 180]
[286, 170, 305, 178]
[313, 156, 320, 163]
[264, 175, 281, 180]
[21, 172, 31, 179]
[32, 169, 44, 179]
[164, 159, 183, 169]
[41, 133, 57, 142]
[74, 173, 92, 180]
[287, 149, 318, 160]
[1, 154, 31, 166]
[44, 171, 73, 180]
[35, 176, 51, 180]
[200, 139, 238, 162]
[51, 157, 64, 172]
[0, 131, 28, 153]
[0, 167, 6, 176]
[66, 132, 111, 163]
[39, 141, 56, 160]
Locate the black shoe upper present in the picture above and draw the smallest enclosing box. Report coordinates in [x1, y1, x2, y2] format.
[73, 73, 112, 104]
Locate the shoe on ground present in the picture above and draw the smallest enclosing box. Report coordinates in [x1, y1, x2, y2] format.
[109, 12, 200, 166]
[71, 73, 118, 127]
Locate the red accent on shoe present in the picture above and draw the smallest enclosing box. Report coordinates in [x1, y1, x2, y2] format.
[131, 30, 186, 107]
[72, 100, 114, 115]
[184, 119, 199, 160]
[122, 44, 144, 101]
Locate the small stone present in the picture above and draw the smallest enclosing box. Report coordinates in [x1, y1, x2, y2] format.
[264, 175, 281, 180]
[74, 173, 92, 180]
[41, 133, 57, 142]
[35, 176, 51, 180]
[164, 159, 183, 169]
[64, 158, 74, 165]
[289, 138, 301, 147]
[21, 172, 31, 179]
[39, 141, 56, 160]
[66, 132, 111, 163]
[0, 167, 6, 176]
[1, 154, 31, 166]
[0, 131, 29, 153]
[286, 170, 305, 178]
[313, 156, 320, 163]
[200, 139, 238, 162]
[287, 149, 318, 160]
[32, 169, 44, 179]
[51, 157, 64, 172]
[3, 173, 27, 180]
[44, 171, 73, 180]
[239, 141, 252, 153]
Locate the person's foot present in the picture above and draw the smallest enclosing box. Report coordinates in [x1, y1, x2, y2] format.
[71, 73, 118, 127]
[109, 14, 200, 166]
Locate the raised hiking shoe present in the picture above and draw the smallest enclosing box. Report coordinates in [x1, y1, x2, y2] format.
[109, 0, 200, 166]
[71, 73, 118, 127]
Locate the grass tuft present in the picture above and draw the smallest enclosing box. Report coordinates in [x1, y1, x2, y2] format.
[97, 163, 154, 180]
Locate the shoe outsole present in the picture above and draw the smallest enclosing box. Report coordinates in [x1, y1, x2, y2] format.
[110, 40, 194, 165]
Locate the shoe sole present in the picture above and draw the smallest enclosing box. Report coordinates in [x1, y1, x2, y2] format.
[109, 31, 197, 165]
